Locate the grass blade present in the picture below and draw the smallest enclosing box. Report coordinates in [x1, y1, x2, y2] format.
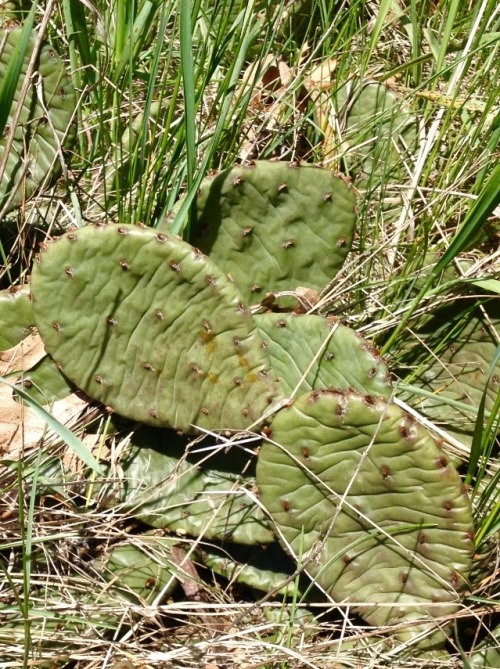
[433, 163, 500, 277]
[180, 0, 197, 238]
[0, 377, 104, 475]
[0, 0, 38, 135]
[382, 163, 500, 354]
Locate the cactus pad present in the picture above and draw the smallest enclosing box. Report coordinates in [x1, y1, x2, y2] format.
[94, 536, 179, 604]
[469, 622, 500, 668]
[257, 389, 474, 646]
[0, 284, 34, 350]
[15, 354, 74, 404]
[332, 80, 419, 186]
[120, 427, 275, 545]
[30, 223, 281, 432]
[254, 312, 392, 397]
[200, 541, 302, 596]
[0, 27, 76, 213]
[401, 302, 500, 446]
[167, 161, 356, 304]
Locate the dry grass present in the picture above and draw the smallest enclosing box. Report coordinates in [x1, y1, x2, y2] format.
[1, 0, 499, 667]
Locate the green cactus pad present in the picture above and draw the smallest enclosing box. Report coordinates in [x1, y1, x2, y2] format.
[332, 80, 420, 186]
[120, 427, 275, 545]
[0, 284, 34, 350]
[30, 223, 281, 432]
[94, 536, 179, 604]
[257, 389, 474, 647]
[200, 541, 306, 596]
[0, 27, 76, 213]
[254, 312, 392, 398]
[469, 622, 500, 668]
[1, 536, 176, 651]
[0, 2, 24, 21]
[15, 354, 74, 404]
[401, 302, 500, 447]
[166, 161, 356, 304]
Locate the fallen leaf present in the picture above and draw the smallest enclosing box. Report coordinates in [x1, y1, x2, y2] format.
[0, 330, 46, 376]
[237, 54, 307, 160]
[0, 332, 102, 471]
[303, 57, 338, 160]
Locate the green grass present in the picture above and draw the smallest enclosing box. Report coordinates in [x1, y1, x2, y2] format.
[0, 0, 499, 666]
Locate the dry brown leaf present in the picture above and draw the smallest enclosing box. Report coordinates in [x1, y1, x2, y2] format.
[171, 544, 227, 634]
[0, 380, 94, 462]
[304, 58, 338, 92]
[0, 330, 46, 376]
[0, 332, 101, 470]
[1, 332, 48, 456]
[238, 54, 283, 111]
[237, 54, 307, 161]
[303, 57, 339, 160]
[171, 544, 206, 600]
[294, 286, 321, 311]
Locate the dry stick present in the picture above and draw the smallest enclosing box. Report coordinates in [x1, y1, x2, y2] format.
[0, 0, 57, 220]
[170, 544, 227, 635]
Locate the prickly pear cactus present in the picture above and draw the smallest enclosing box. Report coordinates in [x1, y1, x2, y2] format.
[332, 80, 420, 187]
[1, 537, 176, 651]
[400, 302, 500, 446]
[0, 284, 34, 349]
[120, 424, 311, 596]
[201, 541, 303, 596]
[257, 389, 474, 647]
[469, 622, 500, 668]
[0, 26, 76, 214]
[0, 1, 29, 22]
[14, 354, 74, 404]
[94, 536, 179, 604]
[120, 427, 275, 545]
[254, 312, 392, 398]
[164, 161, 356, 304]
[30, 223, 282, 432]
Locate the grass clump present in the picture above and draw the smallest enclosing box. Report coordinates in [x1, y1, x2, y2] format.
[0, 0, 499, 667]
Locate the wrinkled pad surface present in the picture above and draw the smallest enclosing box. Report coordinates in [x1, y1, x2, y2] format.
[0, 27, 76, 213]
[31, 223, 282, 432]
[254, 312, 392, 398]
[188, 161, 357, 303]
[257, 389, 474, 646]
